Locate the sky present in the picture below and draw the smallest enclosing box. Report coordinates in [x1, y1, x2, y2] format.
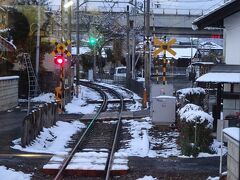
[49, 0, 224, 13]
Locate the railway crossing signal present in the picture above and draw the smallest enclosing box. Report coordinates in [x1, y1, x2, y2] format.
[51, 39, 71, 113]
[153, 38, 176, 57]
[89, 37, 97, 46]
[54, 55, 65, 66]
[51, 39, 71, 58]
[153, 37, 176, 85]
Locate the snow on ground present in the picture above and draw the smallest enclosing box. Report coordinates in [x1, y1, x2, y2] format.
[206, 176, 219, 180]
[118, 117, 181, 158]
[0, 166, 32, 180]
[12, 121, 85, 154]
[136, 175, 158, 180]
[207, 171, 227, 180]
[22, 82, 141, 113]
[31, 93, 56, 103]
[118, 117, 226, 158]
[198, 139, 227, 158]
[97, 82, 142, 111]
[65, 85, 101, 114]
[11, 83, 227, 173]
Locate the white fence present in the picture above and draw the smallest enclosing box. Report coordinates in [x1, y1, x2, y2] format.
[0, 76, 19, 111]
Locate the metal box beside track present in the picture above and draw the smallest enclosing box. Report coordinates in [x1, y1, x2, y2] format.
[151, 95, 176, 125]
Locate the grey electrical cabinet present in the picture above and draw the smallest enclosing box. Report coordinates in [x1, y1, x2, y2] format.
[151, 96, 176, 125]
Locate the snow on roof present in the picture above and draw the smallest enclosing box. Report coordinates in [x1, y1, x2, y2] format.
[177, 87, 206, 96]
[192, 0, 227, 25]
[196, 73, 240, 83]
[157, 48, 197, 59]
[0, 28, 9, 33]
[199, 42, 223, 50]
[223, 127, 240, 142]
[0, 76, 19, 80]
[71, 46, 91, 55]
[0, 35, 17, 51]
[192, 62, 215, 66]
[154, 95, 176, 99]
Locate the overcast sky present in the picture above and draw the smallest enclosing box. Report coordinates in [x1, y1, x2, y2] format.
[49, 0, 223, 11]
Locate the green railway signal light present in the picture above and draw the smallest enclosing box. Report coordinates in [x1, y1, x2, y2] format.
[89, 37, 96, 46]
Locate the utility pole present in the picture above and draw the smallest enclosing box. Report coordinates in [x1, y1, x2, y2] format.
[67, 0, 73, 100]
[126, 5, 131, 86]
[93, 44, 96, 80]
[131, 30, 135, 79]
[61, 0, 65, 39]
[131, 1, 137, 80]
[144, 0, 151, 101]
[76, 0, 80, 98]
[35, 3, 41, 93]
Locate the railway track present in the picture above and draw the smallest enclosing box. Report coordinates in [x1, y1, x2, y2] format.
[51, 81, 125, 180]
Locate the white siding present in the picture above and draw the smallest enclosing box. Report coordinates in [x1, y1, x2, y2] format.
[0, 77, 19, 111]
[224, 11, 240, 65]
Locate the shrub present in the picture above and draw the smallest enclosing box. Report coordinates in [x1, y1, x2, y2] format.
[176, 87, 206, 109]
[178, 104, 213, 157]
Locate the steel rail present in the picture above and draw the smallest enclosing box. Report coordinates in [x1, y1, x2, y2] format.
[53, 81, 108, 180]
[94, 83, 124, 180]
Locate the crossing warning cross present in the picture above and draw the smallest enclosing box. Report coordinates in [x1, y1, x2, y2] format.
[51, 39, 71, 57]
[153, 38, 176, 57]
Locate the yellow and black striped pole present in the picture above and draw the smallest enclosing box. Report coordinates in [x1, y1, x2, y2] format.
[153, 36, 176, 85]
[162, 55, 166, 85]
[60, 63, 64, 112]
[162, 36, 167, 85]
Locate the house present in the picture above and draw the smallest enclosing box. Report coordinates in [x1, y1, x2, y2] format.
[192, 0, 240, 125]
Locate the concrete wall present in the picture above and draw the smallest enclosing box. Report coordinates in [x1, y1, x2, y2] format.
[21, 102, 58, 147]
[224, 135, 239, 180]
[224, 11, 240, 65]
[0, 76, 19, 111]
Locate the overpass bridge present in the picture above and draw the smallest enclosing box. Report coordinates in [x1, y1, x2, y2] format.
[65, 0, 224, 38]
[71, 10, 223, 38]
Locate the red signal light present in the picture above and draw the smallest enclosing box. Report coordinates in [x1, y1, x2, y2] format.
[54, 55, 65, 66]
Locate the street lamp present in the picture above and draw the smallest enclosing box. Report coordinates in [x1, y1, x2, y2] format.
[64, 0, 73, 8]
[63, 0, 87, 97]
[64, 0, 80, 98]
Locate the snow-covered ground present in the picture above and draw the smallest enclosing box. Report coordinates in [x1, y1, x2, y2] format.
[65, 82, 142, 113]
[8, 83, 227, 179]
[136, 175, 158, 180]
[0, 166, 32, 180]
[12, 121, 85, 154]
[65, 85, 102, 114]
[96, 82, 142, 111]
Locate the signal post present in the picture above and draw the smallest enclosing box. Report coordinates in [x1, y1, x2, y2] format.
[51, 40, 71, 113]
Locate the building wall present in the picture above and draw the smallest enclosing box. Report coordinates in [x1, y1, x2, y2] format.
[223, 84, 240, 118]
[0, 76, 19, 111]
[224, 11, 240, 65]
[224, 135, 240, 180]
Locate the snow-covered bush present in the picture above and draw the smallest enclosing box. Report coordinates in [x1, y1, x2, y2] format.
[178, 104, 213, 129]
[177, 104, 214, 157]
[176, 87, 206, 109]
